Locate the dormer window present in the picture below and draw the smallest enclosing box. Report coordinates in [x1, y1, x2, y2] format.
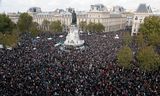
[135, 16, 138, 20]
[33, 8, 36, 12]
[140, 19, 142, 23]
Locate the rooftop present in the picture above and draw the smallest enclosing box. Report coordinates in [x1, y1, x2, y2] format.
[136, 4, 152, 13]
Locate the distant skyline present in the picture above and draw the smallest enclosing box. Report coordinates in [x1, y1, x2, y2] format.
[0, 0, 160, 12]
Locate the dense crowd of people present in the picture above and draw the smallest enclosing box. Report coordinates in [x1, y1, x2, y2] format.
[0, 31, 159, 96]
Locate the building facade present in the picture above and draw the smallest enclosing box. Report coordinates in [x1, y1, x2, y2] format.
[131, 4, 153, 36]
[7, 4, 127, 32]
[7, 12, 20, 24]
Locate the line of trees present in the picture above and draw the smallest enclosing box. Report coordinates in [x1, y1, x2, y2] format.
[79, 21, 105, 32]
[136, 16, 160, 72]
[117, 16, 160, 72]
[41, 20, 63, 32]
[40, 20, 105, 33]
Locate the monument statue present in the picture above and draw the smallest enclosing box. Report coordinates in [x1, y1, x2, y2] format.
[64, 9, 84, 47]
[71, 10, 77, 25]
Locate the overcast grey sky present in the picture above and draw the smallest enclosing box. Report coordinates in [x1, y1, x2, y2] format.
[0, 0, 160, 12]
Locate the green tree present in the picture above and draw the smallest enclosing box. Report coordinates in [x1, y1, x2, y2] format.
[117, 46, 133, 69]
[0, 33, 19, 47]
[0, 14, 19, 47]
[17, 13, 33, 32]
[123, 32, 132, 46]
[86, 22, 105, 32]
[0, 32, 3, 43]
[49, 20, 62, 32]
[42, 19, 50, 31]
[79, 21, 87, 32]
[135, 33, 145, 48]
[86, 22, 94, 32]
[139, 16, 160, 46]
[148, 32, 160, 46]
[95, 23, 105, 32]
[0, 14, 15, 34]
[30, 22, 40, 37]
[136, 46, 160, 72]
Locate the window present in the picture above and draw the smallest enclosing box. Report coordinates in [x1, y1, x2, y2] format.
[140, 19, 142, 23]
[133, 33, 137, 36]
[97, 7, 98, 10]
[135, 16, 138, 20]
[33, 8, 36, 12]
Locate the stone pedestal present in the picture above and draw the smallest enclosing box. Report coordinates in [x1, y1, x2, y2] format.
[64, 25, 84, 46]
